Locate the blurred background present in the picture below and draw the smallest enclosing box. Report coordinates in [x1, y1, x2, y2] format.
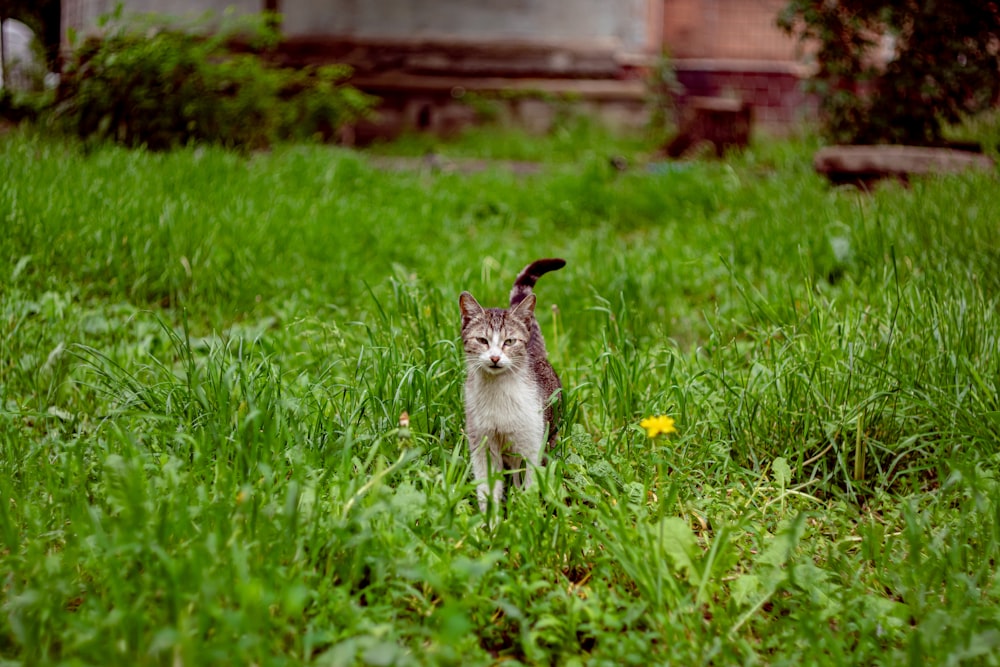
[6, 0, 812, 137]
[3, 1, 996, 154]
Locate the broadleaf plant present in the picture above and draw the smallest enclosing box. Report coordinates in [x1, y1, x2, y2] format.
[778, 1, 1000, 145]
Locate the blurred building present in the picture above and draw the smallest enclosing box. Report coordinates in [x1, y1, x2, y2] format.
[664, 0, 812, 127]
[2, 19, 45, 90]
[62, 0, 811, 135]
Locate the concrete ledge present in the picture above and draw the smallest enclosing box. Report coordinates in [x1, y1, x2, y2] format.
[673, 58, 813, 77]
[274, 36, 624, 78]
[350, 72, 647, 101]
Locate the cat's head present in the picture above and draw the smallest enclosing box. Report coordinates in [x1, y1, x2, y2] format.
[459, 291, 535, 375]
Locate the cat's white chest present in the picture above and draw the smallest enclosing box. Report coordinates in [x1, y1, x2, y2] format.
[466, 372, 543, 437]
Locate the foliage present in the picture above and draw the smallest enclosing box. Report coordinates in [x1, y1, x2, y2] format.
[0, 86, 52, 123]
[646, 50, 684, 139]
[367, 114, 650, 163]
[778, 1, 1000, 145]
[51, 11, 376, 150]
[1, 126, 1000, 663]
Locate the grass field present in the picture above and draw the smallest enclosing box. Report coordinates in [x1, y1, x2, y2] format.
[2, 122, 999, 665]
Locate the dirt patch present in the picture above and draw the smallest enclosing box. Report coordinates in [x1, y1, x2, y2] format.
[366, 154, 544, 175]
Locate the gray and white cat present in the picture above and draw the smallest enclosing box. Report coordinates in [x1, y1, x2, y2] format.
[459, 258, 565, 512]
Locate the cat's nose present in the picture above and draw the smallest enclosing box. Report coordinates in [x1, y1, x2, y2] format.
[490, 355, 501, 365]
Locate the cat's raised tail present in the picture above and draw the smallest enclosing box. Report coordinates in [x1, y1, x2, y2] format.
[509, 258, 566, 307]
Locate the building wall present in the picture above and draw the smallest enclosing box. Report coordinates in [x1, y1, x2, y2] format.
[281, 0, 652, 53]
[58, 0, 813, 129]
[660, 0, 813, 127]
[663, 0, 800, 61]
[62, 0, 658, 56]
[62, 0, 800, 67]
[122, 0, 260, 15]
[62, 0, 260, 41]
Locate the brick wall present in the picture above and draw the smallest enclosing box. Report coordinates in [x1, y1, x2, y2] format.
[661, 0, 815, 127]
[674, 66, 815, 126]
[663, 0, 799, 61]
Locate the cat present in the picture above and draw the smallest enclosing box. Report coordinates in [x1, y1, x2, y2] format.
[459, 258, 565, 513]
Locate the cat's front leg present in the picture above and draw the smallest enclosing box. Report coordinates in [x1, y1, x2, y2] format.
[511, 431, 543, 490]
[469, 434, 504, 513]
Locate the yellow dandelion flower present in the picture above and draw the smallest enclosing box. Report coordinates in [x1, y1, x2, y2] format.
[640, 415, 677, 438]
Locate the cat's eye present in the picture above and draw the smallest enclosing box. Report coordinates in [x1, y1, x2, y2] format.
[503, 338, 517, 347]
[476, 337, 489, 346]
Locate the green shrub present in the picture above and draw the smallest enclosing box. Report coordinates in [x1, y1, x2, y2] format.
[51, 13, 376, 149]
[0, 87, 53, 123]
[778, 2, 1000, 145]
[646, 51, 683, 140]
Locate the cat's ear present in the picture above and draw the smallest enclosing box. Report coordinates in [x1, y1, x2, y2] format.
[510, 293, 536, 320]
[459, 291, 483, 325]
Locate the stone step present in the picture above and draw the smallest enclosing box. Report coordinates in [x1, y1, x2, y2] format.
[814, 145, 995, 184]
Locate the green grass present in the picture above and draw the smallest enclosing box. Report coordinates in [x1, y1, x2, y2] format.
[363, 116, 654, 163]
[2, 122, 999, 665]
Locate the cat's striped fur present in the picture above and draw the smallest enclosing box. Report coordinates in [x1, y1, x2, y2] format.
[459, 258, 564, 512]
